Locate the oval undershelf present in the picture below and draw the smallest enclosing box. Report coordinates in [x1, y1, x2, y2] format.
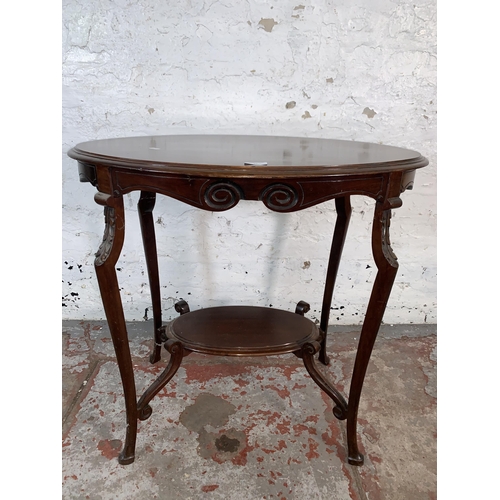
[166, 305, 320, 356]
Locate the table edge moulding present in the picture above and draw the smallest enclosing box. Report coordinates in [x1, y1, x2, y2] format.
[67, 134, 428, 467]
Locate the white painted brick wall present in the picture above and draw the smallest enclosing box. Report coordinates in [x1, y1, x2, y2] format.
[62, 0, 437, 325]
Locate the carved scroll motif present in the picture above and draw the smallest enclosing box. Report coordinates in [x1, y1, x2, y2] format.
[259, 183, 299, 212]
[95, 206, 116, 266]
[203, 181, 243, 210]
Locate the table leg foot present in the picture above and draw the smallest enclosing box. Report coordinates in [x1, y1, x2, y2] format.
[118, 450, 135, 466]
[149, 348, 162, 364]
[318, 349, 330, 366]
[347, 452, 364, 466]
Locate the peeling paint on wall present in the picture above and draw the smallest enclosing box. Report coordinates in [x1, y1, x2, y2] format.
[362, 107, 377, 118]
[62, 0, 437, 325]
[258, 18, 278, 32]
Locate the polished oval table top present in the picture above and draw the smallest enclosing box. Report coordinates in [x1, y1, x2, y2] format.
[68, 134, 428, 178]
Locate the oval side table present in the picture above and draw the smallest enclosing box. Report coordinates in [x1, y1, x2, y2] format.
[68, 134, 428, 466]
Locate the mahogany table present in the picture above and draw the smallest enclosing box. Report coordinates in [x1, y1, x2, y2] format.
[68, 134, 428, 466]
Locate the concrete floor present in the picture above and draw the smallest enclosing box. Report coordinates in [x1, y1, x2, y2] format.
[63, 321, 436, 500]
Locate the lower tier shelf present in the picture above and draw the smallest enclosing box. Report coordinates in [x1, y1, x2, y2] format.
[165, 305, 320, 356]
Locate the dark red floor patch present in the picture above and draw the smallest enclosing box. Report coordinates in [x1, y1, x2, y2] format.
[201, 484, 220, 492]
[97, 439, 122, 459]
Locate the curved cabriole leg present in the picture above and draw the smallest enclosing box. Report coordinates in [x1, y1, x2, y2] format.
[346, 203, 399, 466]
[301, 341, 348, 420]
[137, 340, 185, 420]
[94, 193, 137, 465]
[138, 191, 164, 364]
[319, 196, 352, 365]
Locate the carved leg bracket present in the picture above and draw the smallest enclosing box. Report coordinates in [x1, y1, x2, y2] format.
[137, 340, 185, 421]
[299, 341, 348, 420]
